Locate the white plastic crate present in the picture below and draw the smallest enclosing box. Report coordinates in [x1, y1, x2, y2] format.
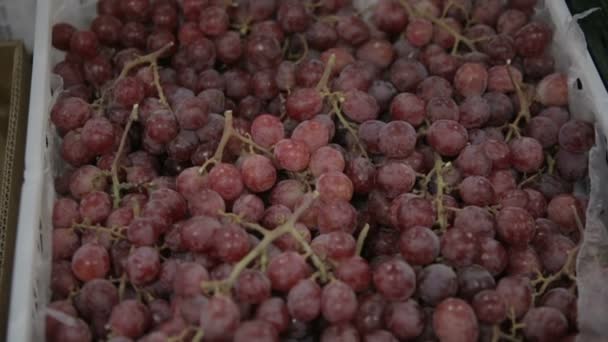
[0, 0, 37, 51]
[9, 0, 608, 341]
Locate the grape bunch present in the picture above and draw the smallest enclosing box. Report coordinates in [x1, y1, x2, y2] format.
[47, 0, 591, 341]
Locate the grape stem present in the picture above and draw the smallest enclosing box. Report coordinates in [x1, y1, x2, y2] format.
[517, 170, 543, 189]
[201, 192, 329, 294]
[232, 16, 252, 36]
[398, 0, 477, 54]
[71, 223, 126, 240]
[198, 110, 273, 174]
[328, 96, 369, 158]
[441, 0, 469, 21]
[491, 308, 524, 342]
[167, 326, 202, 342]
[531, 245, 579, 298]
[490, 325, 521, 342]
[191, 328, 204, 342]
[316, 53, 370, 158]
[432, 154, 449, 231]
[117, 273, 127, 302]
[293, 34, 310, 64]
[111, 104, 139, 209]
[533, 205, 583, 298]
[505, 61, 531, 141]
[316, 53, 336, 92]
[356, 223, 371, 256]
[219, 211, 271, 235]
[117, 43, 174, 107]
[546, 154, 556, 175]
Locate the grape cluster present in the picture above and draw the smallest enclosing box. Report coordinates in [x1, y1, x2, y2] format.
[47, 0, 590, 341]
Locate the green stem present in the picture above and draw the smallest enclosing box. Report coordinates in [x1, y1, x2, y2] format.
[202, 192, 323, 293]
[111, 104, 138, 208]
[505, 62, 531, 141]
[356, 224, 371, 256]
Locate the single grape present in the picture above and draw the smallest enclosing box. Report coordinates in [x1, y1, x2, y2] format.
[376, 162, 416, 199]
[277, 0, 311, 33]
[199, 296, 241, 341]
[256, 297, 290, 334]
[127, 246, 160, 286]
[384, 299, 425, 340]
[75, 278, 118, 323]
[212, 223, 250, 262]
[311, 231, 357, 262]
[417, 264, 458, 305]
[240, 154, 277, 193]
[497, 9, 528, 35]
[316, 171, 354, 202]
[267, 252, 311, 292]
[108, 300, 150, 339]
[235, 269, 272, 304]
[390, 93, 426, 126]
[522, 307, 568, 342]
[496, 206, 536, 247]
[427, 120, 468, 157]
[459, 95, 490, 129]
[487, 65, 522, 93]
[484, 92, 515, 126]
[433, 298, 479, 342]
[321, 280, 358, 323]
[336, 15, 370, 45]
[476, 237, 508, 276]
[472, 290, 506, 324]
[287, 279, 322, 322]
[335, 256, 372, 292]
[286, 88, 322, 121]
[396, 196, 435, 230]
[456, 144, 492, 177]
[374, 0, 408, 34]
[55, 318, 93, 342]
[320, 323, 361, 342]
[457, 264, 496, 300]
[273, 139, 310, 172]
[399, 226, 440, 266]
[440, 228, 479, 268]
[454, 206, 496, 239]
[173, 262, 210, 297]
[536, 73, 568, 107]
[372, 257, 416, 301]
[541, 288, 577, 324]
[356, 293, 387, 334]
[454, 63, 488, 97]
[417, 76, 454, 101]
[317, 200, 357, 234]
[71, 243, 110, 282]
[342, 89, 380, 123]
[70, 30, 99, 59]
[208, 163, 244, 201]
[309, 146, 345, 177]
[291, 119, 330, 152]
[406, 18, 434, 47]
[426, 97, 459, 122]
[364, 330, 399, 342]
[234, 320, 279, 342]
[514, 22, 552, 57]
[495, 275, 533, 318]
[180, 215, 221, 252]
[558, 119, 595, 153]
[459, 176, 495, 207]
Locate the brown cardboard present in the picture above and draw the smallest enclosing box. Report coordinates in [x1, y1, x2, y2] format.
[0, 41, 31, 340]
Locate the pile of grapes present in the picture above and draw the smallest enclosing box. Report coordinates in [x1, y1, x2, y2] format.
[46, 0, 594, 341]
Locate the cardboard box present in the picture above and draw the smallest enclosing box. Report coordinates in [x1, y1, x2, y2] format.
[0, 41, 31, 340]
